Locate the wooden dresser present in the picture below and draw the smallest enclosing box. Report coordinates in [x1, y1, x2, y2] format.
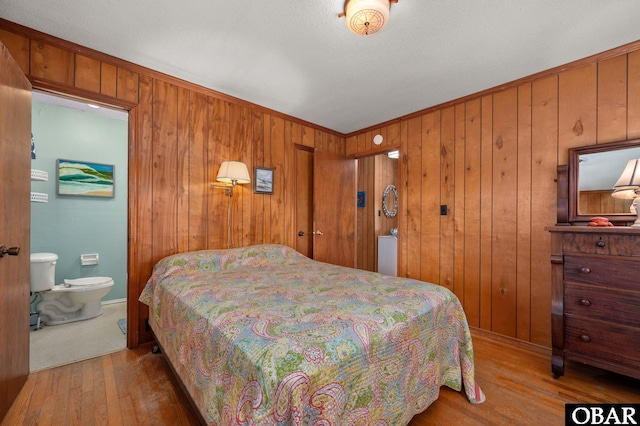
[547, 226, 640, 379]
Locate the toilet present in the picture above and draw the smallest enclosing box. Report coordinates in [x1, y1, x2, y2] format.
[30, 252, 114, 326]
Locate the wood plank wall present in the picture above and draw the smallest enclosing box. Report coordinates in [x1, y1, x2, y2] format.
[357, 155, 376, 271]
[346, 44, 640, 347]
[580, 190, 633, 214]
[0, 20, 345, 347]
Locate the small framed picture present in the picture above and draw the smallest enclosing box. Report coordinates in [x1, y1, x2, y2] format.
[254, 167, 274, 194]
[57, 159, 115, 198]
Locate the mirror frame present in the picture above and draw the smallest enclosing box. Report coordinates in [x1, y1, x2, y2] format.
[567, 138, 640, 224]
[382, 184, 398, 218]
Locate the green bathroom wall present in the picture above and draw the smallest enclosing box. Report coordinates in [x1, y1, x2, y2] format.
[30, 99, 128, 302]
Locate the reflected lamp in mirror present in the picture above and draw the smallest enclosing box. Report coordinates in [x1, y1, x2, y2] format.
[612, 158, 640, 227]
[211, 161, 251, 196]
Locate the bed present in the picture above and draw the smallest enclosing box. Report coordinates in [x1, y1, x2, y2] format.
[139, 244, 484, 425]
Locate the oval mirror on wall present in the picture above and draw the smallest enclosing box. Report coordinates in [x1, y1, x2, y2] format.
[382, 184, 398, 218]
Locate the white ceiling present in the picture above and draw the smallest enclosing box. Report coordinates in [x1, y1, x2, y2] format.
[3, 1, 640, 134]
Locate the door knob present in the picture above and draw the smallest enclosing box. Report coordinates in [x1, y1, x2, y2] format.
[298, 231, 305, 237]
[312, 230, 324, 236]
[0, 246, 20, 257]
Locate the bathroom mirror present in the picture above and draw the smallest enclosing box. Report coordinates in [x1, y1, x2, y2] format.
[568, 138, 640, 223]
[382, 184, 398, 218]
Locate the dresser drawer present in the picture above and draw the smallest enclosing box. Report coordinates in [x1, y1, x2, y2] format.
[562, 233, 640, 256]
[565, 284, 640, 327]
[564, 256, 639, 291]
[565, 317, 640, 367]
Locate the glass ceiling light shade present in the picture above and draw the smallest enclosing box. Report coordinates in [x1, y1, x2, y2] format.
[216, 161, 251, 185]
[345, 0, 391, 36]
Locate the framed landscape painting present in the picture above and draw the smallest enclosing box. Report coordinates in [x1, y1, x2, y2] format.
[254, 167, 274, 194]
[57, 159, 115, 198]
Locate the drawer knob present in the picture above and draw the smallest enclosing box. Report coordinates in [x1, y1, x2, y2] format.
[579, 299, 591, 307]
[596, 241, 605, 248]
[580, 335, 591, 343]
[579, 267, 591, 274]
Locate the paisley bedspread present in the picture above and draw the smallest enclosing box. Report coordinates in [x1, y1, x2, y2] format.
[139, 244, 484, 425]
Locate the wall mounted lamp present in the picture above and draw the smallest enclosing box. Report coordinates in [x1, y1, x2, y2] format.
[612, 158, 640, 227]
[211, 161, 251, 248]
[211, 161, 251, 196]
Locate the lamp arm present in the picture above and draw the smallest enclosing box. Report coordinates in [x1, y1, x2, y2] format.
[210, 180, 238, 196]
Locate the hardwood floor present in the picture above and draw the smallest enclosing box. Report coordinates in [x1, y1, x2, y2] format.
[2, 329, 639, 425]
[1, 344, 199, 426]
[410, 330, 640, 425]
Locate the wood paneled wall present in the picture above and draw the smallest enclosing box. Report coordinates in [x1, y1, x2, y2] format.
[0, 20, 345, 347]
[346, 44, 640, 347]
[357, 155, 376, 271]
[580, 190, 632, 215]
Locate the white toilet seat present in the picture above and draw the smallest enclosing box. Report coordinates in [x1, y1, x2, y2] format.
[63, 277, 114, 288]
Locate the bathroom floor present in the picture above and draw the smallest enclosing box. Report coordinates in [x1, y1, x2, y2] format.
[30, 301, 127, 372]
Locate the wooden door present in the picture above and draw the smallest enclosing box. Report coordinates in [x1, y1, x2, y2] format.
[295, 146, 314, 258]
[313, 150, 357, 268]
[0, 42, 32, 421]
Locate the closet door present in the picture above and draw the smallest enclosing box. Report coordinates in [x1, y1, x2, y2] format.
[0, 42, 32, 421]
[313, 150, 356, 268]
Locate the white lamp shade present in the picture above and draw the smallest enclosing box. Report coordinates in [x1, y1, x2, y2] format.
[216, 161, 250, 184]
[614, 158, 640, 189]
[611, 188, 637, 200]
[346, 0, 390, 36]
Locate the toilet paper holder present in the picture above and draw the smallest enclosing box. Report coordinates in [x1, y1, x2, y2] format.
[80, 253, 99, 265]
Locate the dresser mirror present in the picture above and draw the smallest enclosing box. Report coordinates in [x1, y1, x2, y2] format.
[569, 138, 640, 223]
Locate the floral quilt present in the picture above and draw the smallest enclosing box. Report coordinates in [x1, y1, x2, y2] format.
[139, 244, 484, 425]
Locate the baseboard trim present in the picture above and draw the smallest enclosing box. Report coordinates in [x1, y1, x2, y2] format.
[469, 326, 551, 356]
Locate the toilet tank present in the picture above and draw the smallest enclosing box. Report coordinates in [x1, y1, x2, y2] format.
[30, 252, 58, 292]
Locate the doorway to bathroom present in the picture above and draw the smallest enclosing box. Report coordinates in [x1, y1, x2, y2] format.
[29, 91, 129, 371]
[356, 150, 399, 274]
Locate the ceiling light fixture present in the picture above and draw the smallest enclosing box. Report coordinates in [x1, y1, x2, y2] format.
[340, 0, 398, 36]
